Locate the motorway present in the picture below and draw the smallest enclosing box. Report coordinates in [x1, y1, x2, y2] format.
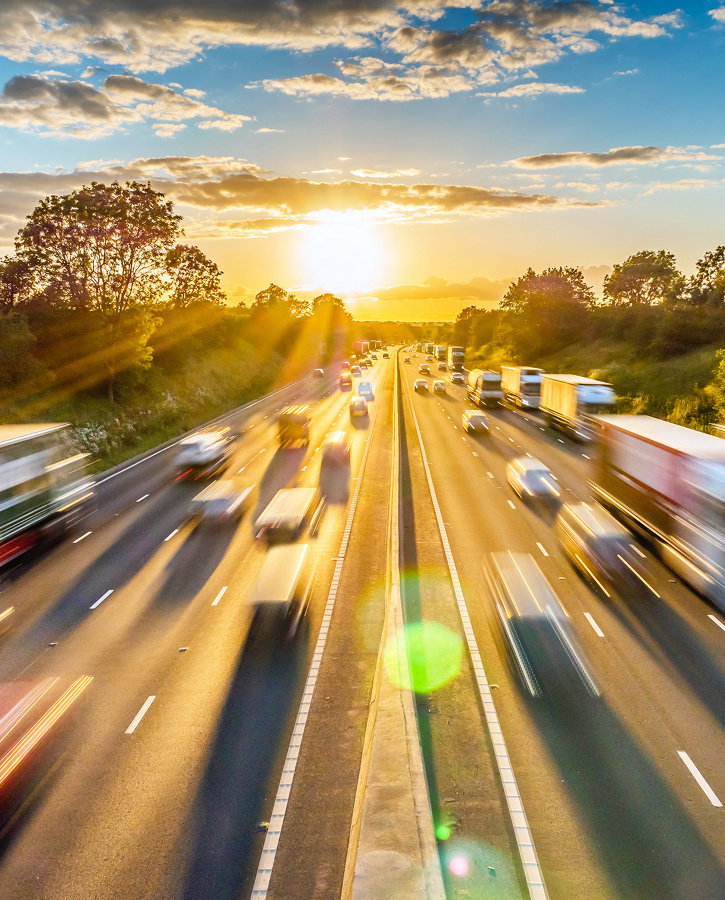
[0, 351, 724, 899]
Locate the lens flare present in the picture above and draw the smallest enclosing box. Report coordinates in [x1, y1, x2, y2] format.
[384, 621, 463, 694]
[449, 856, 470, 877]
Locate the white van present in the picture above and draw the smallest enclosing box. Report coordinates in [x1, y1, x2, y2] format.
[248, 544, 311, 641]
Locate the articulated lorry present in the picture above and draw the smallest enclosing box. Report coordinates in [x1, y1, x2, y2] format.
[501, 366, 544, 409]
[467, 369, 503, 408]
[591, 415, 725, 610]
[435, 345, 447, 362]
[447, 346, 464, 372]
[540, 374, 616, 441]
[0, 424, 93, 568]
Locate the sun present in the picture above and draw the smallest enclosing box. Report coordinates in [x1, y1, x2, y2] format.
[298, 213, 386, 295]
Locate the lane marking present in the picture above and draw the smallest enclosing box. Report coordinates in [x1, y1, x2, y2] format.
[617, 555, 660, 597]
[164, 529, 179, 542]
[487, 471, 494, 479]
[558, 439, 565, 444]
[678, 751, 722, 807]
[73, 531, 92, 544]
[582, 454, 590, 459]
[536, 542, 549, 557]
[90, 589, 113, 610]
[507, 500, 516, 509]
[125, 696, 156, 735]
[708, 614, 725, 633]
[584, 612, 605, 637]
[136, 494, 149, 503]
[212, 586, 228, 607]
[630, 543, 646, 559]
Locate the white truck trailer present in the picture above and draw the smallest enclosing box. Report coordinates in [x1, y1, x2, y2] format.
[591, 415, 725, 610]
[540, 373, 615, 440]
[501, 366, 544, 409]
[447, 346, 465, 372]
[467, 369, 503, 408]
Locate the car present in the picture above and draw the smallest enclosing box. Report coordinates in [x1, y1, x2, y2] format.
[340, 361, 351, 374]
[277, 406, 310, 447]
[358, 381, 374, 399]
[351, 365, 362, 377]
[189, 478, 253, 524]
[174, 429, 234, 482]
[432, 380, 445, 394]
[313, 368, 325, 378]
[414, 379, 429, 392]
[359, 359, 368, 368]
[254, 487, 323, 542]
[462, 409, 489, 434]
[247, 544, 312, 643]
[451, 371, 465, 384]
[404, 357, 411, 364]
[321, 430, 352, 466]
[506, 456, 560, 501]
[365, 356, 373, 366]
[349, 395, 369, 417]
[371, 354, 378, 360]
[419, 364, 430, 375]
[426, 354, 434, 361]
[437, 362, 447, 371]
[383, 352, 389, 358]
[339, 373, 353, 391]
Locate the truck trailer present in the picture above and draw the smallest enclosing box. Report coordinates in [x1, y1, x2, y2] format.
[591, 414, 725, 610]
[501, 366, 544, 409]
[447, 346, 464, 372]
[540, 374, 615, 441]
[467, 369, 503, 408]
[435, 345, 447, 362]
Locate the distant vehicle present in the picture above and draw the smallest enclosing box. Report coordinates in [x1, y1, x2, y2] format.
[189, 479, 253, 524]
[277, 406, 311, 447]
[467, 369, 503, 408]
[349, 396, 369, 417]
[312, 368, 325, 378]
[451, 371, 465, 384]
[358, 381, 374, 399]
[254, 487, 322, 542]
[424, 342, 434, 355]
[321, 431, 352, 467]
[432, 380, 446, 394]
[353, 340, 370, 356]
[485, 551, 598, 699]
[591, 414, 725, 610]
[175, 429, 234, 482]
[506, 456, 560, 501]
[340, 361, 351, 374]
[414, 379, 429, 392]
[437, 362, 446, 371]
[462, 409, 489, 434]
[351, 365, 362, 377]
[371, 354, 378, 360]
[371, 340, 382, 350]
[247, 544, 311, 642]
[0, 424, 93, 568]
[404, 357, 411, 364]
[425, 355, 434, 362]
[435, 344, 446, 362]
[501, 366, 544, 409]
[419, 364, 430, 375]
[383, 352, 389, 358]
[339, 373, 353, 391]
[448, 345, 465, 372]
[540, 374, 616, 441]
[359, 359, 368, 369]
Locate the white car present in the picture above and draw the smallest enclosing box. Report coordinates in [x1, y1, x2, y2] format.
[451, 371, 465, 384]
[351, 365, 362, 377]
[349, 396, 369, 417]
[414, 379, 429, 392]
[419, 364, 430, 375]
[432, 380, 445, 394]
[506, 456, 559, 501]
[462, 409, 489, 434]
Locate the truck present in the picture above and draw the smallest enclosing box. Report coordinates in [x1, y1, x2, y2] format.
[447, 346, 464, 372]
[276, 406, 311, 447]
[467, 369, 503, 408]
[371, 340, 382, 351]
[435, 345, 446, 362]
[501, 366, 544, 409]
[424, 342, 434, 356]
[0, 424, 93, 569]
[540, 374, 616, 441]
[590, 415, 725, 611]
[353, 339, 370, 356]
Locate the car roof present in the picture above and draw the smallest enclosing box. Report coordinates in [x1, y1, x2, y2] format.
[489, 551, 564, 620]
[558, 502, 627, 539]
[256, 487, 317, 527]
[324, 430, 350, 444]
[249, 544, 309, 605]
[192, 478, 249, 502]
[511, 455, 549, 473]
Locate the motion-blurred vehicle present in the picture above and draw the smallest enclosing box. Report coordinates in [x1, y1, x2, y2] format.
[189, 478, 253, 525]
[556, 501, 650, 596]
[358, 381, 374, 400]
[277, 406, 310, 447]
[383, 352, 389, 358]
[0, 424, 94, 568]
[437, 362, 447, 371]
[540, 374, 616, 441]
[340, 361, 351, 374]
[247, 544, 311, 643]
[404, 357, 411, 364]
[254, 487, 322, 542]
[414, 379, 429, 392]
[371, 354, 377, 360]
[321, 431, 352, 467]
[462, 409, 489, 434]
[501, 365, 544, 409]
[448, 345, 465, 371]
[175, 429, 234, 482]
[351, 365, 362, 377]
[467, 369, 503, 408]
[485, 551, 598, 699]
[359, 359, 368, 369]
[425, 355, 434, 362]
[506, 456, 560, 501]
[312, 368, 325, 378]
[349, 396, 369, 418]
[339, 373, 353, 391]
[451, 371, 465, 384]
[432, 380, 445, 394]
[419, 364, 430, 375]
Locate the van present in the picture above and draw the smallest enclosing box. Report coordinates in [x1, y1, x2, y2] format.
[277, 406, 310, 446]
[254, 487, 323, 542]
[248, 544, 311, 641]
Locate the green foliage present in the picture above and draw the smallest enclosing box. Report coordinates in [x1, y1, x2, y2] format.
[690, 246, 725, 308]
[165, 244, 226, 308]
[0, 313, 47, 392]
[603, 250, 682, 306]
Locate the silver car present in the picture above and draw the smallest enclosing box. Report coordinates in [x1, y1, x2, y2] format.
[506, 456, 559, 501]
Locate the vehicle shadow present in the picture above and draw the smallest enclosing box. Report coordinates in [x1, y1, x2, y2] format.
[318, 466, 351, 504]
[253, 446, 308, 520]
[349, 417, 370, 431]
[180, 626, 310, 900]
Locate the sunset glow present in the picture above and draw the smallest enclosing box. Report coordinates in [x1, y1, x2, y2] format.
[298, 215, 387, 295]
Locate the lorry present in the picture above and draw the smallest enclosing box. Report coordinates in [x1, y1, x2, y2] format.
[353, 339, 370, 356]
[467, 369, 503, 408]
[424, 342, 434, 355]
[501, 366, 544, 409]
[590, 414, 725, 611]
[435, 345, 446, 362]
[0, 424, 93, 569]
[276, 406, 311, 447]
[540, 374, 616, 441]
[447, 346, 464, 372]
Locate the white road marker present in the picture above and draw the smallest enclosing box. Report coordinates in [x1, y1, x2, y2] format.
[73, 531, 92, 544]
[536, 542, 549, 557]
[584, 612, 605, 637]
[630, 543, 646, 558]
[125, 696, 156, 735]
[540, 427, 545, 431]
[678, 751, 722, 806]
[582, 453, 590, 459]
[164, 529, 179, 542]
[212, 586, 228, 606]
[558, 439, 565, 444]
[487, 471, 494, 478]
[238, 466, 246, 473]
[90, 589, 114, 610]
[507, 500, 516, 509]
[472, 452, 479, 457]
[708, 614, 725, 633]
[136, 494, 150, 502]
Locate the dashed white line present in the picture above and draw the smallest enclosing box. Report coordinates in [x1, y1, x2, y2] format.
[212, 586, 228, 606]
[678, 751, 722, 806]
[630, 543, 646, 558]
[238, 466, 246, 473]
[164, 529, 179, 542]
[136, 493, 150, 502]
[584, 612, 605, 637]
[582, 453, 590, 459]
[507, 500, 516, 509]
[90, 589, 114, 610]
[708, 614, 725, 633]
[73, 531, 92, 544]
[558, 439, 565, 444]
[487, 471, 494, 478]
[536, 542, 549, 557]
[125, 696, 156, 735]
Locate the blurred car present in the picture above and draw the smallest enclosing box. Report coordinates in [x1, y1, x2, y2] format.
[506, 456, 560, 501]
[351, 365, 362, 377]
[175, 429, 234, 482]
[339, 373, 353, 391]
[419, 364, 430, 375]
[313, 368, 325, 378]
[358, 381, 374, 399]
[556, 502, 650, 596]
[340, 361, 351, 374]
[437, 362, 447, 371]
[414, 379, 429, 392]
[189, 478, 253, 524]
[462, 409, 489, 434]
[247, 544, 311, 643]
[432, 380, 445, 394]
[277, 406, 310, 447]
[404, 357, 411, 364]
[359, 359, 368, 369]
[371, 354, 378, 360]
[383, 352, 389, 358]
[451, 371, 465, 384]
[425, 355, 434, 361]
[254, 487, 322, 542]
[486, 552, 598, 698]
[321, 431, 352, 467]
[349, 396, 369, 417]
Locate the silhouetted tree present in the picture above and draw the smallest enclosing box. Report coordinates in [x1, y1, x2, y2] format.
[603, 250, 682, 306]
[166, 244, 226, 308]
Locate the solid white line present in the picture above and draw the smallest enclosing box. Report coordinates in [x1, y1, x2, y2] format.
[508, 500, 516, 509]
[212, 586, 228, 606]
[136, 494, 149, 503]
[73, 531, 92, 544]
[90, 589, 113, 610]
[125, 696, 156, 735]
[708, 614, 725, 633]
[630, 543, 646, 558]
[164, 529, 179, 542]
[584, 612, 605, 637]
[678, 751, 722, 806]
[536, 542, 549, 557]
[558, 439, 565, 444]
[582, 453, 590, 459]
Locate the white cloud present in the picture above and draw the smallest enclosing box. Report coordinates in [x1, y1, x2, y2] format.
[351, 168, 421, 177]
[481, 81, 584, 98]
[255, 126, 285, 133]
[511, 145, 722, 168]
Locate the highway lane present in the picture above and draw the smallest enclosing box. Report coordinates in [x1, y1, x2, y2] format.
[400, 357, 725, 899]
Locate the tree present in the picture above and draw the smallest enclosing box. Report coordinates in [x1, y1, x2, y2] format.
[251, 283, 311, 318]
[603, 250, 682, 306]
[165, 244, 226, 308]
[0, 256, 33, 310]
[689, 246, 725, 308]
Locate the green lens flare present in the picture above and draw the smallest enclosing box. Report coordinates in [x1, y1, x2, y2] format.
[385, 621, 463, 694]
[436, 824, 451, 841]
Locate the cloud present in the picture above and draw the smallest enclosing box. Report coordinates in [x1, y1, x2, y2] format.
[643, 178, 724, 195]
[153, 122, 186, 137]
[481, 81, 584, 98]
[255, 126, 285, 133]
[511, 145, 722, 168]
[351, 168, 421, 177]
[553, 181, 600, 193]
[709, 6, 725, 24]
[358, 274, 509, 306]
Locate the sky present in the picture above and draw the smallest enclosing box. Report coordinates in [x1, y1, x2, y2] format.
[0, 1, 724, 320]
